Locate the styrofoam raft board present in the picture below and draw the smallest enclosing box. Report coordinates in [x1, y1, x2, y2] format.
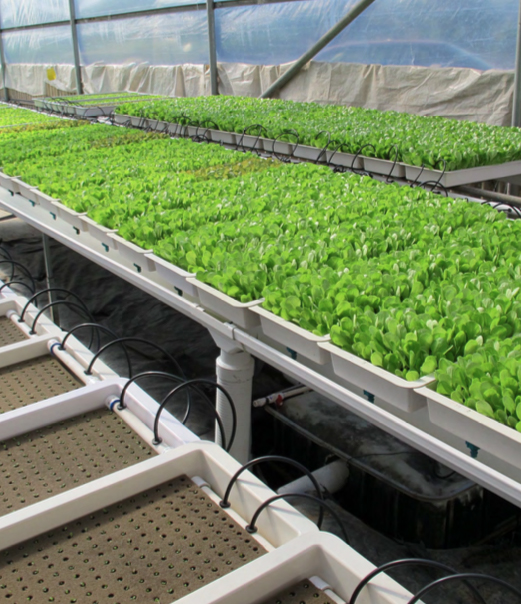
[175, 531, 414, 604]
[0, 442, 318, 551]
[419, 384, 521, 470]
[320, 341, 434, 413]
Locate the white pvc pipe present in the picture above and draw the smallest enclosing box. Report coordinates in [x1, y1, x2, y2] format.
[277, 460, 349, 496]
[216, 349, 255, 464]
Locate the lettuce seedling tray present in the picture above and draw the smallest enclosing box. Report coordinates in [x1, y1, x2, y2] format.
[0, 442, 317, 553]
[252, 306, 331, 365]
[33, 188, 60, 213]
[419, 384, 521, 469]
[177, 532, 415, 604]
[109, 233, 156, 272]
[0, 170, 14, 191]
[9, 178, 39, 203]
[208, 128, 238, 145]
[405, 159, 521, 188]
[186, 277, 263, 330]
[79, 215, 118, 249]
[319, 341, 434, 412]
[363, 157, 406, 178]
[50, 200, 86, 230]
[147, 253, 199, 298]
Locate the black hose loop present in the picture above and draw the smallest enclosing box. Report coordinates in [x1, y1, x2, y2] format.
[237, 124, 268, 154]
[118, 370, 187, 411]
[220, 455, 325, 527]
[349, 559, 487, 604]
[59, 323, 132, 376]
[0, 280, 35, 295]
[350, 143, 376, 173]
[0, 245, 11, 260]
[433, 158, 447, 186]
[408, 572, 521, 604]
[420, 180, 449, 197]
[84, 336, 185, 379]
[30, 300, 95, 336]
[410, 164, 426, 187]
[246, 492, 349, 543]
[152, 379, 236, 452]
[270, 128, 300, 162]
[20, 288, 90, 324]
[312, 130, 332, 164]
[0, 260, 36, 291]
[385, 143, 401, 183]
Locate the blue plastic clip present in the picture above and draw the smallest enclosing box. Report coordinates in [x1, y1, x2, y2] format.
[363, 390, 375, 403]
[465, 441, 480, 459]
[287, 347, 297, 360]
[102, 243, 109, 252]
[133, 263, 142, 273]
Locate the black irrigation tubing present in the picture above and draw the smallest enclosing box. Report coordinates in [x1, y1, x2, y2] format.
[59, 323, 132, 377]
[246, 492, 350, 544]
[20, 288, 92, 325]
[0, 260, 36, 291]
[410, 164, 426, 187]
[349, 559, 487, 604]
[270, 129, 300, 162]
[386, 144, 401, 183]
[0, 245, 11, 260]
[30, 300, 96, 336]
[408, 573, 521, 604]
[0, 280, 35, 295]
[350, 143, 377, 177]
[313, 130, 333, 164]
[152, 379, 237, 452]
[220, 454, 325, 527]
[84, 336, 186, 379]
[420, 180, 449, 197]
[237, 124, 269, 155]
[117, 370, 188, 411]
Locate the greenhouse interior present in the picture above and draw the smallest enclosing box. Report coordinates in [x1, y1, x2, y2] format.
[3, 0, 521, 603]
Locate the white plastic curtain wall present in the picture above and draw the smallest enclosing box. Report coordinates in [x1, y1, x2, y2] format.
[74, 0, 202, 20]
[3, 26, 74, 64]
[216, 0, 518, 70]
[0, 0, 70, 28]
[77, 13, 209, 65]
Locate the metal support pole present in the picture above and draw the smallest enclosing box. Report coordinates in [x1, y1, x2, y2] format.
[207, 0, 219, 95]
[0, 10, 8, 102]
[68, 0, 83, 95]
[42, 234, 57, 324]
[260, 0, 377, 99]
[216, 349, 255, 464]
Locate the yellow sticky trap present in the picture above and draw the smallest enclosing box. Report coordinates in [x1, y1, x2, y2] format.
[47, 68, 56, 81]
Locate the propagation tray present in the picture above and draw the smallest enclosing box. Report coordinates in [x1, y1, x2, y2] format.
[111, 113, 521, 186]
[0, 439, 422, 604]
[4, 180, 521, 511]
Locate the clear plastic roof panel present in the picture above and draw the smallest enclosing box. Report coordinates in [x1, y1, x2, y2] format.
[77, 12, 209, 65]
[3, 25, 74, 64]
[0, 0, 70, 28]
[216, 0, 518, 70]
[74, 0, 203, 20]
[215, 0, 360, 65]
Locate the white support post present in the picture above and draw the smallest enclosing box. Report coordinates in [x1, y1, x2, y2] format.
[216, 349, 255, 464]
